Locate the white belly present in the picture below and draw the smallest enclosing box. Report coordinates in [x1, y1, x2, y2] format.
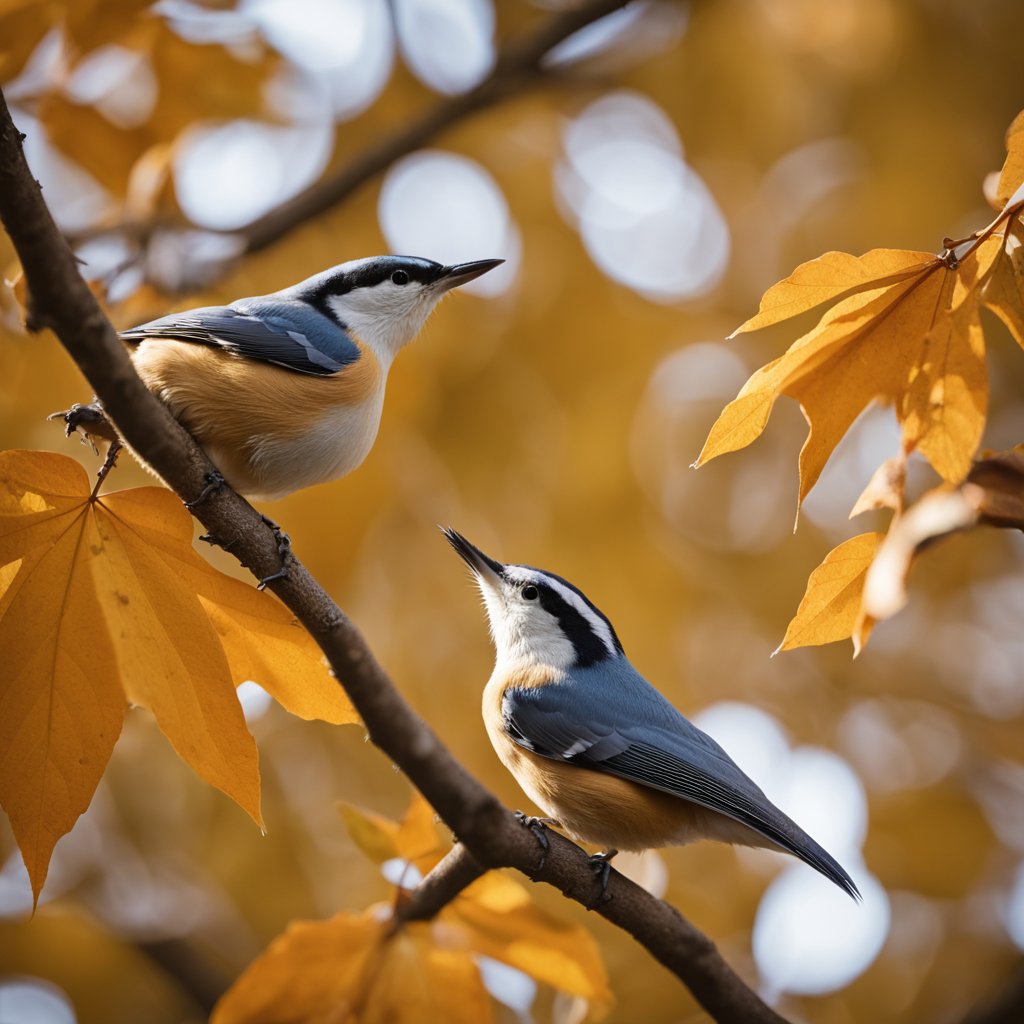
[223, 393, 385, 501]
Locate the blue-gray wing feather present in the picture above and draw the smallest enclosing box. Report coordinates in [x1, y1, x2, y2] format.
[502, 666, 859, 898]
[120, 298, 360, 377]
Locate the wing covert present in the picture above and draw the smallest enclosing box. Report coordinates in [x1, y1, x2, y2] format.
[501, 682, 860, 898]
[120, 302, 361, 377]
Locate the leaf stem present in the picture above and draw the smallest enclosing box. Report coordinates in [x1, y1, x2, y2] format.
[940, 198, 1024, 267]
[90, 438, 123, 501]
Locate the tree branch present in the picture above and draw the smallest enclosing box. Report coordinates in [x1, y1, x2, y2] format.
[240, 0, 631, 257]
[393, 844, 485, 926]
[0, 88, 789, 1024]
[64, 0, 638, 289]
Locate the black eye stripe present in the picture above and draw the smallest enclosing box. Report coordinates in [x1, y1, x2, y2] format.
[534, 586, 610, 667]
[305, 257, 442, 311]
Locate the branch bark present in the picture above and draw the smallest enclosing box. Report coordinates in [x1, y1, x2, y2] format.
[0, 88, 789, 1024]
[394, 844, 485, 927]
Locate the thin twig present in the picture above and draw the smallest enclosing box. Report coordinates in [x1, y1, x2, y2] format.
[90, 437, 122, 500]
[393, 844, 485, 927]
[240, 0, 631, 257]
[0, 87, 790, 1024]
[65, 0, 639, 289]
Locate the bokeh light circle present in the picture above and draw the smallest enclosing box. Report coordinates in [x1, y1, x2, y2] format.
[753, 862, 890, 997]
[556, 90, 729, 302]
[378, 150, 519, 296]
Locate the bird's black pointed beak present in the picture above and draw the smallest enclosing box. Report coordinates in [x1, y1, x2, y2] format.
[435, 259, 504, 291]
[441, 527, 505, 583]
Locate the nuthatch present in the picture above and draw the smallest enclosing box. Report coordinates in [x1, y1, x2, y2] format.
[113, 256, 501, 499]
[444, 529, 860, 899]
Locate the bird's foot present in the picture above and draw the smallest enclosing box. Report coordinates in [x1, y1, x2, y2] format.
[184, 470, 226, 510]
[586, 848, 618, 907]
[257, 514, 293, 590]
[48, 400, 118, 452]
[515, 812, 560, 872]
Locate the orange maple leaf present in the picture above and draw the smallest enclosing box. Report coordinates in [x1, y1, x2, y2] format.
[212, 911, 495, 1024]
[697, 107, 1024, 513]
[701, 107, 1024, 658]
[213, 795, 612, 1023]
[0, 449, 357, 903]
[696, 240, 1000, 507]
[775, 532, 884, 657]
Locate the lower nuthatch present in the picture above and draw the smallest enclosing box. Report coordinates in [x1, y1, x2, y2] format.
[444, 529, 860, 899]
[90, 256, 501, 500]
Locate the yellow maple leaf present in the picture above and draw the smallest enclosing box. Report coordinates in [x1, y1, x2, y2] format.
[697, 236, 1001, 506]
[994, 109, 1024, 211]
[698, 107, 1024, 508]
[446, 869, 612, 1010]
[729, 248, 934, 336]
[981, 219, 1024, 351]
[776, 532, 884, 656]
[332, 793, 613, 1016]
[339, 793, 444, 873]
[0, 450, 355, 903]
[212, 910, 495, 1024]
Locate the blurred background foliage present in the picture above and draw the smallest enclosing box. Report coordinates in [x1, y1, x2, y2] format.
[2, 0, 1024, 1021]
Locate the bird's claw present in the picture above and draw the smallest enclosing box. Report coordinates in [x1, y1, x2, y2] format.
[515, 811, 557, 871]
[184, 470, 226, 510]
[586, 849, 618, 907]
[48, 401, 117, 451]
[257, 514, 293, 590]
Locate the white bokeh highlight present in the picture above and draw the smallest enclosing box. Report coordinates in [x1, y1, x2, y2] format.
[237, 681, 273, 722]
[1006, 860, 1024, 949]
[556, 91, 729, 302]
[0, 980, 76, 1024]
[378, 150, 519, 296]
[394, 0, 494, 95]
[753, 862, 890, 998]
[15, 110, 112, 232]
[380, 857, 424, 888]
[173, 119, 332, 230]
[477, 956, 537, 1017]
[544, 0, 688, 69]
[243, 0, 393, 118]
[647, 342, 750, 406]
[65, 45, 158, 129]
[692, 701, 888, 996]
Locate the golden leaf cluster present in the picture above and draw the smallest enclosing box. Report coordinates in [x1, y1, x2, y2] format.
[213, 794, 612, 1024]
[0, 450, 356, 903]
[0, 0, 277, 207]
[698, 108, 1024, 654]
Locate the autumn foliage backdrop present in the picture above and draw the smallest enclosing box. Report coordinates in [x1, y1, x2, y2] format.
[2, 1, 1024, 1022]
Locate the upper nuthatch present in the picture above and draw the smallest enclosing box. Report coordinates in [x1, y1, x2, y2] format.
[114, 256, 501, 499]
[444, 529, 860, 899]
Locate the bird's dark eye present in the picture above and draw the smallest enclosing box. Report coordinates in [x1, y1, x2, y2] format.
[391, 269, 410, 285]
[521, 585, 539, 601]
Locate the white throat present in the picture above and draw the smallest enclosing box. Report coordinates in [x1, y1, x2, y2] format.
[478, 584, 578, 673]
[326, 292, 437, 367]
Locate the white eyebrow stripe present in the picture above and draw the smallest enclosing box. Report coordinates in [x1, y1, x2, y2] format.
[508, 565, 618, 657]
